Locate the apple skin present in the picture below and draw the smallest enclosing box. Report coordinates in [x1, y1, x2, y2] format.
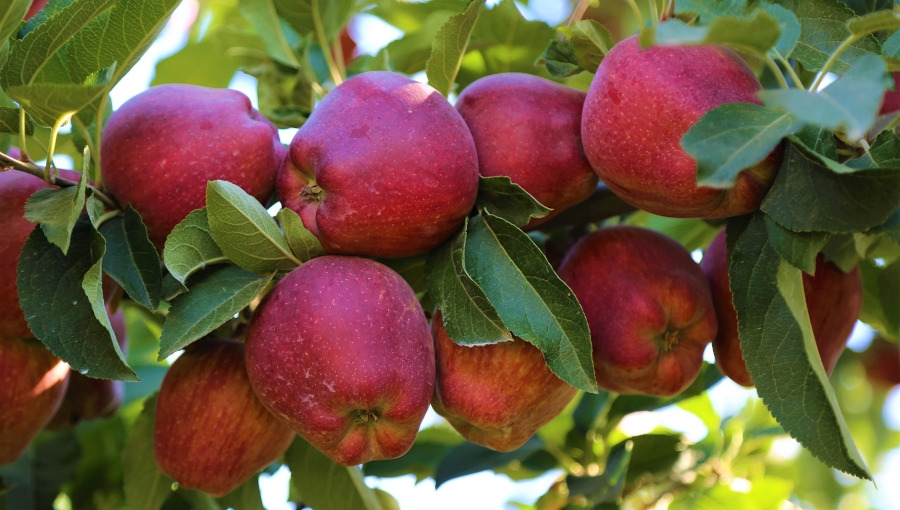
[861, 336, 900, 389]
[879, 72, 900, 115]
[101, 84, 285, 249]
[153, 337, 295, 497]
[45, 306, 127, 430]
[581, 35, 782, 219]
[0, 165, 83, 339]
[277, 71, 479, 258]
[454, 73, 599, 229]
[700, 229, 863, 387]
[430, 310, 577, 452]
[244, 255, 435, 465]
[25, 0, 49, 19]
[0, 337, 70, 465]
[556, 225, 718, 396]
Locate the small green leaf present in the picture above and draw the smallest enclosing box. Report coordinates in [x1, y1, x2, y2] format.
[651, 12, 782, 56]
[99, 206, 163, 311]
[157, 265, 274, 360]
[727, 213, 871, 479]
[817, 53, 890, 140]
[237, 0, 302, 68]
[274, 0, 354, 42]
[537, 39, 582, 78]
[17, 219, 137, 381]
[163, 208, 227, 286]
[860, 259, 900, 338]
[0, 107, 32, 135]
[566, 439, 632, 504]
[24, 170, 87, 254]
[217, 476, 265, 510]
[426, 0, 485, 97]
[789, 16, 882, 73]
[206, 180, 300, 274]
[123, 394, 175, 510]
[848, 128, 900, 169]
[275, 207, 325, 262]
[3, 83, 109, 127]
[475, 176, 550, 228]
[433, 437, 544, 488]
[568, 19, 614, 72]
[285, 438, 384, 510]
[464, 212, 597, 392]
[763, 216, 830, 273]
[425, 223, 512, 346]
[682, 102, 800, 188]
[759, 2, 801, 56]
[0, 0, 29, 46]
[847, 9, 900, 35]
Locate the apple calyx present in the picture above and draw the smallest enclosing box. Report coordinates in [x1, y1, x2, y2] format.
[300, 183, 324, 204]
[659, 329, 681, 352]
[355, 408, 380, 424]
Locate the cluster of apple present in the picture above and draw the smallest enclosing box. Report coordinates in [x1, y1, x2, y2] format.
[0, 33, 870, 499]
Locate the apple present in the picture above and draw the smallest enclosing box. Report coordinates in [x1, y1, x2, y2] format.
[454, 73, 599, 229]
[861, 336, 900, 389]
[153, 336, 295, 497]
[101, 84, 285, 249]
[244, 255, 435, 465]
[556, 225, 717, 396]
[277, 71, 479, 258]
[45, 305, 127, 430]
[0, 337, 70, 465]
[0, 163, 83, 339]
[879, 72, 900, 115]
[25, 0, 49, 19]
[700, 229, 862, 387]
[581, 34, 782, 219]
[430, 310, 578, 452]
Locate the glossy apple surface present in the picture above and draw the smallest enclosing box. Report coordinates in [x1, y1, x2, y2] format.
[101, 84, 285, 249]
[431, 310, 577, 451]
[154, 337, 295, 497]
[581, 35, 781, 218]
[455, 73, 598, 228]
[0, 337, 70, 464]
[700, 229, 863, 387]
[245, 256, 435, 465]
[557, 225, 717, 396]
[277, 71, 479, 258]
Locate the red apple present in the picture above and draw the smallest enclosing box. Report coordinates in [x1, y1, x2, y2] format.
[581, 34, 781, 218]
[153, 337, 295, 497]
[101, 84, 285, 249]
[277, 71, 479, 258]
[879, 72, 900, 115]
[244, 256, 435, 465]
[861, 336, 900, 389]
[700, 229, 863, 387]
[557, 225, 717, 396]
[25, 0, 49, 19]
[431, 310, 578, 452]
[455, 73, 599, 229]
[0, 337, 70, 464]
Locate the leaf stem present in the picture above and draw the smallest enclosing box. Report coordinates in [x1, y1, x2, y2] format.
[772, 51, 805, 89]
[763, 55, 790, 89]
[45, 111, 76, 183]
[809, 34, 860, 92]
[568, 0, 592, 26]
[625, 0, 645, 28]
[648, 0, 659, 26]
[312, 0, 343, 86]
[18, 107, 29, 160]
[0, 151, 120, 210]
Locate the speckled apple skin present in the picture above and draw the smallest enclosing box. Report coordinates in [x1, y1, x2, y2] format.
[581, 35, 781, 218]
[455, 73, 598, 229]
[431, 310, 577, 452]
[701, 229, 862, 387]
[101, 84, 285, 249]
[277, 71, 479, 258]
[244, 256, 435, 466]
[0, 337, 70, 465]
[153, 337, 295, 497]
[557, 225, 717, 396]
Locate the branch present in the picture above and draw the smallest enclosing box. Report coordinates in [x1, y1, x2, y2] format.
[0, 151, 120, 210]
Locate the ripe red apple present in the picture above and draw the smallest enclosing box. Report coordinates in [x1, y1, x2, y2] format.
[861, 336, 900, 389]
[0, 164, 82, 339]
[700, 229, 863, 387]
[879, 72, 900, 115]
[25, 0, 49, 19]
[454, 73, 599, 229]
[277, 71, 479, 258]
[0, 337, 70, 464]
[581, 34, 781, 218]
[101, 84, 285, 249]
[430, 310, 578, 452]
[244, 256, 435, 465]
[153, 337, 295, 497]
[45, 306, 127, 430]
[557, 225, 717, 396]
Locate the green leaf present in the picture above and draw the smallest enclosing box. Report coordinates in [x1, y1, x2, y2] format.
[285, 438, 384, 510]
[464, 212, 597, 392]
[606, 363, 723, 421]
[163, 208, 227, 286]
[537, 39, 582, 78]
[157, 265, 274, 360]
[3, 82, 108, 127]
[759, 2, 801, 56]
[23, 170, 87, 254]
[682, 102, 800, 188]
[237, 0, 302, 68]
[426, 0, 485, 97]
[99, 206, 163, 311]
[759, 89, 849, 133]
[0, 0, 29, 50]
[817, 53, 890, 140]
[0, 430, 81, 510]
[17, 219, 137, 381]
[273, 0, 354, 41]
[206, 180, 300, 274]
[433, 437, 544, 488]
[0, 107, 33, 135]
[848, 128, 900, 169]
[568, 19, 614, 73]
[475, 176, 550, 228]
[674, 0, 748, 21]
[763, 215, 830, 273]
[847, 9, 900, 35]
[621, 434, 684, 485]
[650, 12, 782, 56]
[363, 426, 463, 481]
[760, 141, 900, 233]
[780, 0, 882, 73]
[425, 223, 512, 346]
[217, 476, 264, 510]
[275, 207, 325, 262]
[860, 258, 900, 338]
[566, 439, 632, 504]
[727, 212, 871, 479]
[151, 37, 241, 90]
[123, 395, 175, 510]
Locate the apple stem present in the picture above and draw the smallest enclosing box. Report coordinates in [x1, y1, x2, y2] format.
[809, 32, 866, 92]
[763, 55, 790, 90]
[0, 150, 120, 211]
[567, 0, 592, 26]
[648, 0, 659, 26]
[770, 51, 805, 90]
[624, 0, 645, 29]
